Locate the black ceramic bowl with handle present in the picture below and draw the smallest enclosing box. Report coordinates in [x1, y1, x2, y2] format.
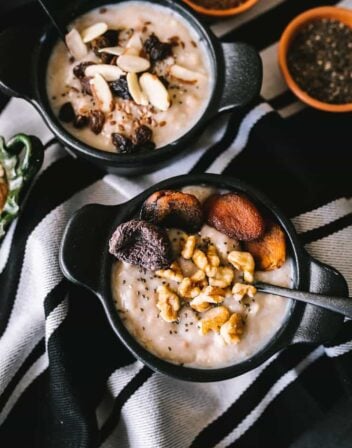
[0, 0, 262, 176]
[60, 173, 349, 382]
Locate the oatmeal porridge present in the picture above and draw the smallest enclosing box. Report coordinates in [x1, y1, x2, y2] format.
[46, 2, 212, 153]
[109, 186, 292, 368]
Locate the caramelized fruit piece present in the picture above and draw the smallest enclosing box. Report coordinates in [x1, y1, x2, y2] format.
[141, 190, 203, 233]
[109, 219, 172, 271]
[244, 220, 286, 271]
[204, 193, 265, 241]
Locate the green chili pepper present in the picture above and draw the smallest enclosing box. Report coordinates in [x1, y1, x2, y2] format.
[0, 134, 44, 239]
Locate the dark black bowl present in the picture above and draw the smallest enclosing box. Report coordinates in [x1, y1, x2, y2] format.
[60, 173, 348, 382]
[0, 0, 262, 176]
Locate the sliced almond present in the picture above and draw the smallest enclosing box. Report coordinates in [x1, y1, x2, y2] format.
[81, 22, 108, 43]
[90, 74, 113, 113]
[170, 64, 200, 83]
[139, 73, 170, 111]
[117, 55, 150, 73]
[122, 47, 140, 56]
[85, 64, 123, 81]
[127, 73, 148, 106]
[98, 46, 125, 56]
[65, 28, 87, 60]
[126, 32, 143, 54]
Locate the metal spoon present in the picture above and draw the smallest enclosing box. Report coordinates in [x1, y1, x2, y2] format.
[255, 282, 352, 319]
[37, 0, 67, 41]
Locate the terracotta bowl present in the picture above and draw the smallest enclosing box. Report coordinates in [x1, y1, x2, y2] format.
[182, 0, 258, 18]
[279, 6, 352, 113]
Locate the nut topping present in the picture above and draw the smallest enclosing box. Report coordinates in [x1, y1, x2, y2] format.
[117, 55, 151, 73]
[90, 73, 113, 112]
[169, 64, 200, 84]
[98, 46, 125, 56]
[198, 306, 230, 335]
[228, 251, 255, 283]
[65, 28, 88, 60]
[232, 283, 257, 301]
[220, 313, 244, 344]
[85, 64, 124, 81]
[139, 73, 170, 111]
[127, 73, 148, 106]
[156, 285, 180, 322]
[81, 22, 108, 43]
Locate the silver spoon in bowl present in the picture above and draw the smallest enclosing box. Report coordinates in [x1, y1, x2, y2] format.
[255, 282, 352, 319]
[37, 0, 67, 42]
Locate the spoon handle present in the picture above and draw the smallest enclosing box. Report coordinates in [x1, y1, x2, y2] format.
[255, 282, 352, 319]
[37, 0, 67, 41]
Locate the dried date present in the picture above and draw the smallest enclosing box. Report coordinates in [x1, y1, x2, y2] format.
[109, 76, 132, 100]
[89, 110, 105, 134]
[59, 102, 75, 123]
[143, 33, 173, 64]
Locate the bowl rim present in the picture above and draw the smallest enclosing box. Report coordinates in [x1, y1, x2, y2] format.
[278, 6, 352, 113]
[33, 0, 224, 166]
[88, 174, 307, 382]
[181, 0, 259, 18]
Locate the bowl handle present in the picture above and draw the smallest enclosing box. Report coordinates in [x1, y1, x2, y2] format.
[218, 42, 263, 113]
[292, 253, 349, 345]
[59, 203, 118, 294]
[0, 26, 40, 100]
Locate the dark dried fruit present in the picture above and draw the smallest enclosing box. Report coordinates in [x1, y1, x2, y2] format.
[58, 102, 75, 123]
[90, 30, 120, 63]
[73, 114, 89, 129]
[89, 110, 105, 134]
[109, 219, 172, 270]
[80, 77, 93, 95]
[73, 61, 95, 79]
[109, 76, 132, 100]
[134, 125, 153, 146]
[204, 193, 265, 241]
[111, 133, 135, 154]
[141, 190, 203, 233]
[138, 141, 156, 152]
[244, 220, 286, 271]
[143, 33, 173, 64]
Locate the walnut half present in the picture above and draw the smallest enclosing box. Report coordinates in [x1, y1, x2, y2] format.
[156, 285, 180, 322]
[220, 313, 245, 344]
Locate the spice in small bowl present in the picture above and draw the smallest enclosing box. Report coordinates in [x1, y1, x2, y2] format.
[279, 7, 352, 112]
[182, 0, 258, 18]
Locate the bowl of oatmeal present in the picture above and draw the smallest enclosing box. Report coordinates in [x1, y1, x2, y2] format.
[60, 174, 348, 381]
[0, 0, 262, 175]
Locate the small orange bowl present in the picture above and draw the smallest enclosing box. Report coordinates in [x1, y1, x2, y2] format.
[279, 6, 352, 113]
[182, 0, 258, 18]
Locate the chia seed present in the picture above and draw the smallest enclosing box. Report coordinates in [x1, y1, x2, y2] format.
[287, 18, 352, 104]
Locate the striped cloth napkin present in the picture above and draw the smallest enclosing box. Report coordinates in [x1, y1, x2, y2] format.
[0, 0, 352, 447]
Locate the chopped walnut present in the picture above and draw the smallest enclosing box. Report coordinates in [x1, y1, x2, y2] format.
[220, 313, 245, 344]
[232, 283, 257, 301]
[181, 235, 197, 259]
[198, 306, 230, 335]
[178, 277, 201, 300]
[156, 261, 183, 283]
[228, 251, 255, 283]
[190, 286, 225, 312]
[192, 248, 208, 270]
[156, 285, 180, 322]
[207, 244, 220, 267]
[209, 266, 234, 288]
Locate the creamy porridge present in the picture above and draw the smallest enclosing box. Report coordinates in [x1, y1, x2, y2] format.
[109, 186, 292, 369]
[46, 2, 212, 153]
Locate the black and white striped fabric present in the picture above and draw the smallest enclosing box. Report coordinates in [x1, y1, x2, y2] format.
[1, 1, 352, 447]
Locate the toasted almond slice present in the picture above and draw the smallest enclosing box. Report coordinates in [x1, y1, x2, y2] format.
[127, 73, 148, 106]
[139, 73, 170, 111]
[122, 47, 140, 56]
[98, 46, 125, 56]
[90, 74, 113, 113]
[81, 22, 108, 43]
[170, 64, 200, 83]
[117, 55, 150, 73]
[65, 28, 87, 60]
[85, 64, 123, 81]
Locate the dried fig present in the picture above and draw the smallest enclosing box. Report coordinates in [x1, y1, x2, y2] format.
[109, 219, 172, 270]
[244, 220, 286, 271]
[141, 190, 203, 233]
[204, 193, 265, 241]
